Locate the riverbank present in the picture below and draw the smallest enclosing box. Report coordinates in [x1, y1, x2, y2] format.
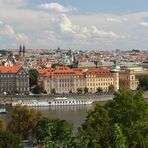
[0, 91, 148, 106]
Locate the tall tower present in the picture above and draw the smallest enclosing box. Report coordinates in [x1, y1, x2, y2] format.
[19, 45, 22, 55]
[19, 45, 22, 61]
[23, 45, 25, 58]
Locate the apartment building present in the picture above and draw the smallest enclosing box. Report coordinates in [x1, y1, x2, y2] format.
[38, 67, 119, 94]
[84, 69, 119, 93]
[38, 67, 85, 94]
[0, 66, 29, 95]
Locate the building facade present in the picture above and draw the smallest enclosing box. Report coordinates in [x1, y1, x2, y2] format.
[0, 66, 29, 95]
[84, 69, 119, 93]
[38, 67, 119, 94]
[38, 67, 85, 94]
[119, 69, 139, 90]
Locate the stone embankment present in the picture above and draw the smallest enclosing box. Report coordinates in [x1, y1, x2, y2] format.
[0, 91, 148, 106]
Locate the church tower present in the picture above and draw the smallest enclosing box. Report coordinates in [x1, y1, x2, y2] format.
[19, 45, 22, 61]
[23, 45, 25, 58]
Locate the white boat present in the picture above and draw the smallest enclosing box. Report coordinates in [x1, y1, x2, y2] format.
[12, 100, 49, 107]
[12, 98, 93, 107]
[0, 108, 7, 114]
[49, 98, 93, 106]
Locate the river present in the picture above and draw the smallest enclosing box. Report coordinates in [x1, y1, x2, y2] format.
[0, 101, 105, 132]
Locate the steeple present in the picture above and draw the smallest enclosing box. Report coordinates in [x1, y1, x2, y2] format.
[23, 45, 25, 53]
[19, 44, 22, 53]
[22, 45, 25, 58]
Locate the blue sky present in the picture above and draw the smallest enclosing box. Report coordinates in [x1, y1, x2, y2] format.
[29, 0, 148, 14]
[0, 0, 148, 50]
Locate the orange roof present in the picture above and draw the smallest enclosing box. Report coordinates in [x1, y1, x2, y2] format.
[37, 68, 54, 75]
[37, 66, 83, 76]
[0, 66, 21, 74]
[84, 68, 112, 75]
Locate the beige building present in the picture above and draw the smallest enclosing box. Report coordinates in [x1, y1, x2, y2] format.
[84, 69, 119, 93]
[119, 69, 139, 90]
[38, 67, 119, 94]
[38, 67, 85, 94]
[0, 66, 29, 95]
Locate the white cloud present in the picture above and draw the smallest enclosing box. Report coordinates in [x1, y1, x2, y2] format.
[1, 24, 29, 42]
[106, 18, 122, 23]
[60, 14, 76, 33]
[0, 0, 148, 50]
[106, 17, 128, 23]
[39, 3, 76, 13]
[1, 25, 15, 36]
[59, 14, 120, 40]
[0, 21, 4, 25]
[140, 21, 148, 27]
[16, 33, 29, 42]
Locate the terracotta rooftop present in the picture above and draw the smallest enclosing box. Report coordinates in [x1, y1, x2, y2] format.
[38, 66, 83, 76]
[0, 66, 21, 74]
[84, 68, 112, 74]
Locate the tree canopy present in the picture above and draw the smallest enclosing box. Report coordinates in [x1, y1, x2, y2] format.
[138, 77, 148, 90]
[29, 69, 39, 87]
[35, 117, 73, 147]
[8, 105, 43, 139]
[77, 88, 148, 148]
[0, 130, 22, 148]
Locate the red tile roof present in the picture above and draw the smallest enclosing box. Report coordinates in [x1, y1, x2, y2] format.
[38, 66, 83, 77]
[0, 66, 21, 74]
[37, 67, 112, 77]
[84, 68, 112, 75]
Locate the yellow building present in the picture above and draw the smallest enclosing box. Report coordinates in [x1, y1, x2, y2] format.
[84, 69, 119, 93]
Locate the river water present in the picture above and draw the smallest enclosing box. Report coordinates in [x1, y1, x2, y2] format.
[0, 102, 105, 132]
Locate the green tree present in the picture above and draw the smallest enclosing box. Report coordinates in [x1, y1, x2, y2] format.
[0, 130, 22, 148]
[51, 88, 56, 94]
[69, 89, 72, 94]
[29, 69, 39, 87]
[77, 105, 111, 148]
[76, 88, 148, 147]
[138, 77, 148, 90]
[112, 124, 127, 148]
[84, 87, 89, 93]
[0, 119, 4, 129]
[105, 88, 148, 147]
[108, 84, 115, 92]
[105, 89, 147, 128]
[35, 117, 73, 147]
[8, 105, 43, 139]
[96, 87, 103, 93]
[32, 85, 44, 94]
[128, 121, 148, 148]
[77, 88, 83, 94]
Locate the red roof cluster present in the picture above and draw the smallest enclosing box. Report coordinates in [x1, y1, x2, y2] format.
[37, 66, 83, 77]
[0, 66, 21, 74]
[37, 67, 112, 77]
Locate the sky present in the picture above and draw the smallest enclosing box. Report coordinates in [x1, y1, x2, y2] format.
[0, 0, 148, 50]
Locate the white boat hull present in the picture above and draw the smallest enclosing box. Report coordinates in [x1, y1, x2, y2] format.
[12, 98, 93, 107]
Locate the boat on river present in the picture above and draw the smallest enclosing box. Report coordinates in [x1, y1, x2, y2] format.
[0, 108, 7, 114]
[12, 97, 93, 107]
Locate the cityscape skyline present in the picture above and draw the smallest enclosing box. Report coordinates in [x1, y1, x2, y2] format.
[0, 0, 148, 50]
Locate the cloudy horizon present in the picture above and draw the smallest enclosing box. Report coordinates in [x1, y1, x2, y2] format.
[0, 0, 148, 50]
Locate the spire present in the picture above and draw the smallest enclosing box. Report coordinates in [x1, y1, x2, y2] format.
[23, 45, 25, 53]
[19, 44, 22, 53]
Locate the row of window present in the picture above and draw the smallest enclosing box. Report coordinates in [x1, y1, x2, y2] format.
[87, 83, 113, 87]
[87, 78, 113, 81]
